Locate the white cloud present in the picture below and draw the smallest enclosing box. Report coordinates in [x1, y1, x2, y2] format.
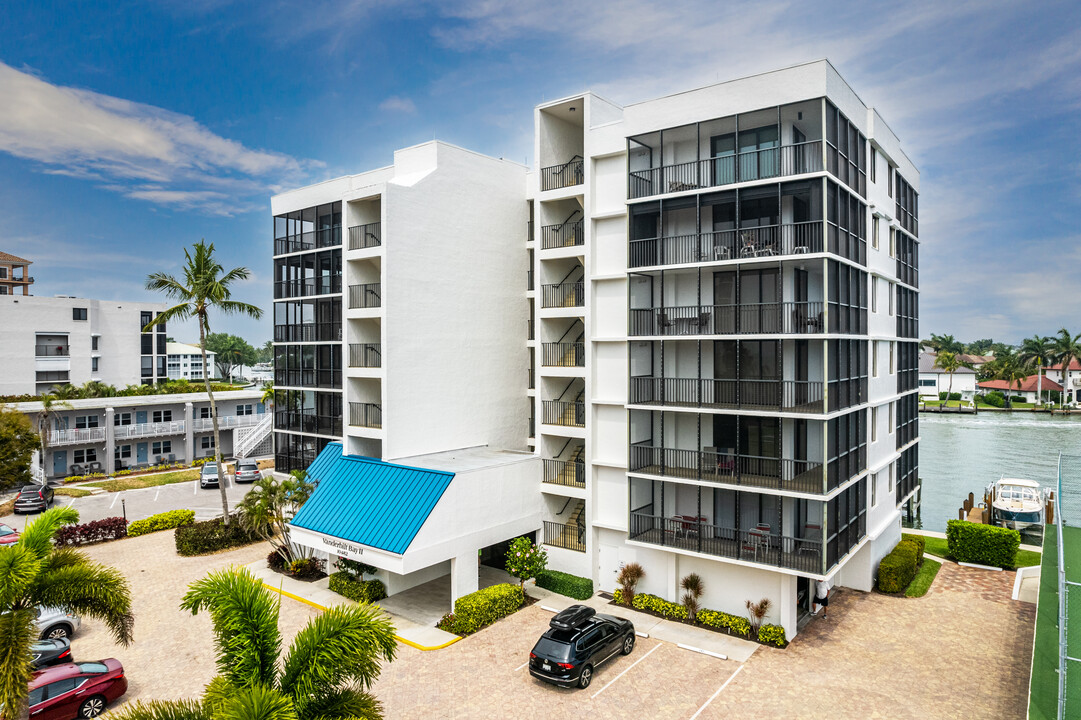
[378, 95, 417, 113]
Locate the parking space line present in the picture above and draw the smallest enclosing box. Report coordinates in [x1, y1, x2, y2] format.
[688, 664, 743, 720]
[194, 480, 199, 495]
[515, 661, 528, 672]
[154, 489, 160, 502]
[109, 492, 120, 509]
[590, 642, 659, 699]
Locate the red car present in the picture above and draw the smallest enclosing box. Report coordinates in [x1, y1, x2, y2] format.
[28, 660, 127, 720]
[0, 523, 19, 545]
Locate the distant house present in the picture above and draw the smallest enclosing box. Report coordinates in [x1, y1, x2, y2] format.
[1045, 359, 1081, 392]
[978, 375, 1063, 404]
[955, 353, 994, 368]
[918, 352, 977, 398]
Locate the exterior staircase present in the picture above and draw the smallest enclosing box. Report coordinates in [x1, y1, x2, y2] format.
[234, 413, 273, 458]
[564, 499, 586, 550]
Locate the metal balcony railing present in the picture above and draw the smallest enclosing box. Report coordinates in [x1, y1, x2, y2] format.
[275, 410, 342, 437]
[628, 442, 826, 494]
[629, 301, 825, 336]
[542, 342, 585, 368]
[349, 283, 381, 309]
[542, 520, 586, 552]
[541, 282, 584, 309]
[629, 377, 824, 413]
[348, 222, 381, 250]
[274, 276, 342, 299]
[35, 345, 70, 357]
[274, 226, 342, 255]
[541, 156, 584, 191]
[540, 220, 584, 250]
[191, 415, 265, 432]
[543, 458, 585, 488]
[629, 221, 824, 268]
[541, 400, 585, 427]
[349, 343, 381, 368]
[349, 402, 382, 429]
[273, 323, 342, 343]
[113, 421, 186, 440]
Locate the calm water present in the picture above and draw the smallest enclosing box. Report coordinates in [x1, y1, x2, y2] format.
[914, 411, 1081, 532]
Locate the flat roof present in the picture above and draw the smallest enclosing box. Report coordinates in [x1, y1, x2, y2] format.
[11, 389, 263, 413]
[390, 445, 537, 473]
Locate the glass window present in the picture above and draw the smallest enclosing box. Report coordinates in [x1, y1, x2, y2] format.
[237, 404, 254, 416]
[114, 412, 132, 426]
[45, 678, 78, 699]
[72, 308, 87, 321]
[75, 415, 99, 429]
[91, 357, 99, 372]
[115, 445, 132, 460]
[152, 410, 172, 423]
[141, 311, 152, 328]
[91, 336, 99, 351]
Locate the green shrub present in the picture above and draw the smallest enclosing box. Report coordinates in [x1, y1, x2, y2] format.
[128, 509, 195, 537]
[328, 571, 387, 603]
[757, 624, 787, 647]
[877, 539, 919, 593]
[696, 608, 751, 637]
[449, 583, 524, 635]
[631, 593, 688, 621]
[938, 392, 962, 402]
[945, 519, 1021, 568]
[505, 537, 547, 587]
[174, 514, 261, 556]
[981, 391, 1005, 408]
[901, 533, 926, 568]
[334, 557, 378, 578]
[535, 570, 593, 600]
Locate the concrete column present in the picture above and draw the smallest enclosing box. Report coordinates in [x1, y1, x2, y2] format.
[104, 407, 115, 475]
[449, 550, 479, 611]
[778, 573, 797, 641]
[667, 553, 679, 602]
[184, 402, 194, 464]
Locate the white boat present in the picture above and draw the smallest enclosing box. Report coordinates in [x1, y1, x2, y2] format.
[988, 477, 1045, 531]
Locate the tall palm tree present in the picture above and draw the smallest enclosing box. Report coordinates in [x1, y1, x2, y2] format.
[36, 392, 71, 479]
[111, 568, 396, 720]
[260, 382, 275, 412]
[933, 351, 965, 405]
[0, 507, 133, 720]
[993, 353, 1029, 408]
[924, 333, 964, 354]
[144, 241, 262, 523]
[1049, 328, 1081, 407]
[1019, 334, 1053, 405]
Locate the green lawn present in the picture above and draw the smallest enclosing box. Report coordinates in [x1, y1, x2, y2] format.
[53, 487, 93, 498]
[85, 469, 199, 492]
[920, 399, 972, 408]
[905, 557, 941, 597]
[922, 534, 1041, 568]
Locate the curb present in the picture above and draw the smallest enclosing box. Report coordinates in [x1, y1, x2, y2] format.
[677, 643, 727, 660]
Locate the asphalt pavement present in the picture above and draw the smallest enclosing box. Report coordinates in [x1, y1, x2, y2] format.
[0, 476, 256, 531]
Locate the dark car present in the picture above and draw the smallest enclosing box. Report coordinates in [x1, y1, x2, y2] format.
[529, 605, 635, 689]
[28, 660, 127, 720]
[31, 639, 72, 669]
[233, 459, 261, 484]
[14, 484, 54, 514]
[0, 522, 19, 545]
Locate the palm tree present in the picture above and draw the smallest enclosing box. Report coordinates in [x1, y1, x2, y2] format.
[36, 392, 71, 479]
[260, 382, 275, 412]
[932, 351, 965, 406]
[1049, 328, 1081, 407]
[1019, 335, 1053, 406]
[0, 507, 133, 720]
[144, 241, 262, 523]
[993, 353, 1029, 408]
[111, 568, 396, 720]
[923, 333, 964, 354]
[49, 384, 81, 401]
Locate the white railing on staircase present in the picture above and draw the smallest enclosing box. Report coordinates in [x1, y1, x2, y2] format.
[234, 414, 273, 458]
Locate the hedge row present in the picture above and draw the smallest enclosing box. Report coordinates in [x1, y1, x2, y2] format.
[696, 608, 752, 637]
[439, 583, 524, 635]
[174, 514, 261, 556]
[535, 569, 594, 600]
[613, 589, 784, 645]
[54, 517, 127, 546]
[877, 537, 922, 593]
[328, 571, 387, 603]
[946, 519, 1020, 568]
[128, 509, 195, 537]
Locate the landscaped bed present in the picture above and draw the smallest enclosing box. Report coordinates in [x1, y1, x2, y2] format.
[608, 590, 787, 648]
[921, 533, 1040, 568]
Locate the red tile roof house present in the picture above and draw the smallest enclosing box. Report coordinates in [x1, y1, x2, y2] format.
[978, 375, 1063, 404]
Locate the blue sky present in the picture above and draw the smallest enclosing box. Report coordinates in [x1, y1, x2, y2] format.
[0, 0, 1079, 345]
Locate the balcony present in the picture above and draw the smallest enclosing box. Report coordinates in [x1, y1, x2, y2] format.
[629, 377, 823, 413]
[629, 511, 822, 574]
[349, 402, 382, 429]
[114, 421, 186, 440]
[629, 222, 823, 269]
[527, 270, 534, 291]
[629, 302, 824, 337]
[629, 142, 823, 200]
[274, 323, 341, 343]
[273, 368, 342, 388]
[349, 343, 381, 368]
[348, 283, 381, 309]
[540, 219, 584, 250]
[540, 282, 584, 309]
[274, 227, 342, 255]
[191, 414, 265, 432]
[35, 345, 70, 357]
[348, 222, 381, 251]
[526, 220, 534, 243]
[274, 276, 342, 299]
[542, 342, 584, 368]
[543, 458, 585, 488]
[275, 410, 343, 437]
[541, 400, 584, 428]
[542, 520, 585, 552]
[47, 427, 106, 446]
[629, 442, 825, 494]
[540, 156, 584, 192]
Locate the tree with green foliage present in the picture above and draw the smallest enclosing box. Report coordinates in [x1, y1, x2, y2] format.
[504, 537, 547, 588]
[236, 471, 315, 564]
[932, 351, 967, 404]
[1019, 334, 1053, 405]
[0, 508, 133, 720]
[992, 351, 1029, 408]
[964, 338, 994, 355]
[205, 332, 259, 381]
[110, 568, 396, 720]
[0, 407, 39, 491]
[922, 333, 964, 354]
[144, 240, 262, 524]
[1049, 328, 1081, 406]
[256, 339, 274, 364]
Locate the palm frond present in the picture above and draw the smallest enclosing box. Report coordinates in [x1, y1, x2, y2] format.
[31, 563, 134, 645]
[108, 699, 209, 720]
[18, 507, 79, 559]
[143, 303, 196, 333]
[301, 688, 384, 720]
[280, 604, 397, 709]
[213, 684, 297, 720]
[0, 607, 36, 720]
[215, 300, 264, 320]
[144, 273, 192, 300]
[0, 545, 42, 609]
[180, 568, 281, 687]
[39, 546, 90, 574]
[200, 675, 235, 718]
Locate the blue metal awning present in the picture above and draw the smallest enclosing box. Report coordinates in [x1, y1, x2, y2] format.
[289, 443, 455, 555]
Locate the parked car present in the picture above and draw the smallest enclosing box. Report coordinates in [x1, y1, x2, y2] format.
[28, 659, 127, 720]
[233, 459, 262, 484]
[528, 605, 635, 689]
[200, 462, 220, 489]
[0, 522, 20, 545]
[31, 638, 72, 669]
[14, 484, 54, 514]
[35, 607, 81, 640]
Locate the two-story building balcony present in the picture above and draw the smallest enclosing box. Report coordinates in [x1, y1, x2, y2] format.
[113, 420, 186, 440]
[540, 156, 584, 191]
[190, 414, 265, 432]
[347, 222, 381, 251]
[47, 427, 107, 446]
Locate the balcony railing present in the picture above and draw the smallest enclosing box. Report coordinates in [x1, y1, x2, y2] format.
[541, 156, 584, 192]
[541, 281, 584, 309]
[349, 402, 382, 429]
[526, 220, 534, 243]
[528, 368, 534, 389]
[529, 416, 535, 438]
[35, 345, 70, 357]
[274, 323, 342, 343]
[629, 221, 824, 268]
[274, 227, 342, 255]
[542, 400, 584, 427]
[348, 343, 381, 368]
[543, 458, 585, 488]
[274, 368, 342, 388]
[275, 410, 342, 437]
[348, 283, 381, 309]
[542, 520, 586, 552]
[542, 342, 584, 368]
[348, 222, 381, 250]
[274, 276, 342, 299]
[540, 220, 584, 250]
[629, 442, 825, 494]
[528, 319, 535, 341]
[629, 377, 824, 413]
[191, 414, 265, 432]
[47, 427, 106, 446]
[629, 511, 823, 573]
[527, 270, 534, 291]
[629, 301, 825, 336]
[628, 141, 824, 200]
[114, 421, 186, 440]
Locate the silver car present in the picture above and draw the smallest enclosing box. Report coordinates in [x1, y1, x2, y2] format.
[200, 462, 221, 488]
[35, 606, 81, 640]
[233, 460, 262, 484]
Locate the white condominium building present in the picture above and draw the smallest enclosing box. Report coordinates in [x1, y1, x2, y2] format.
[274, 60, 920, 638]
[166, 342, 218, 381]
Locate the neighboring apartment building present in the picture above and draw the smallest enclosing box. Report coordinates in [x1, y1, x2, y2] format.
[0, 295, 171, 396]
[0, 251, 33, 295]
[166, 342, 217, 381]
[12, 390, 271, 479]
[275, 60, 921, 638]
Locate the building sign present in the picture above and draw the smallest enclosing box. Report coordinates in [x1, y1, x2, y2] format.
[289, 526, 365, 561]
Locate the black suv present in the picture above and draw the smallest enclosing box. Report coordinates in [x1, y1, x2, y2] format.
[529, 605, 635, 689]
[14, 484, 54, 514]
